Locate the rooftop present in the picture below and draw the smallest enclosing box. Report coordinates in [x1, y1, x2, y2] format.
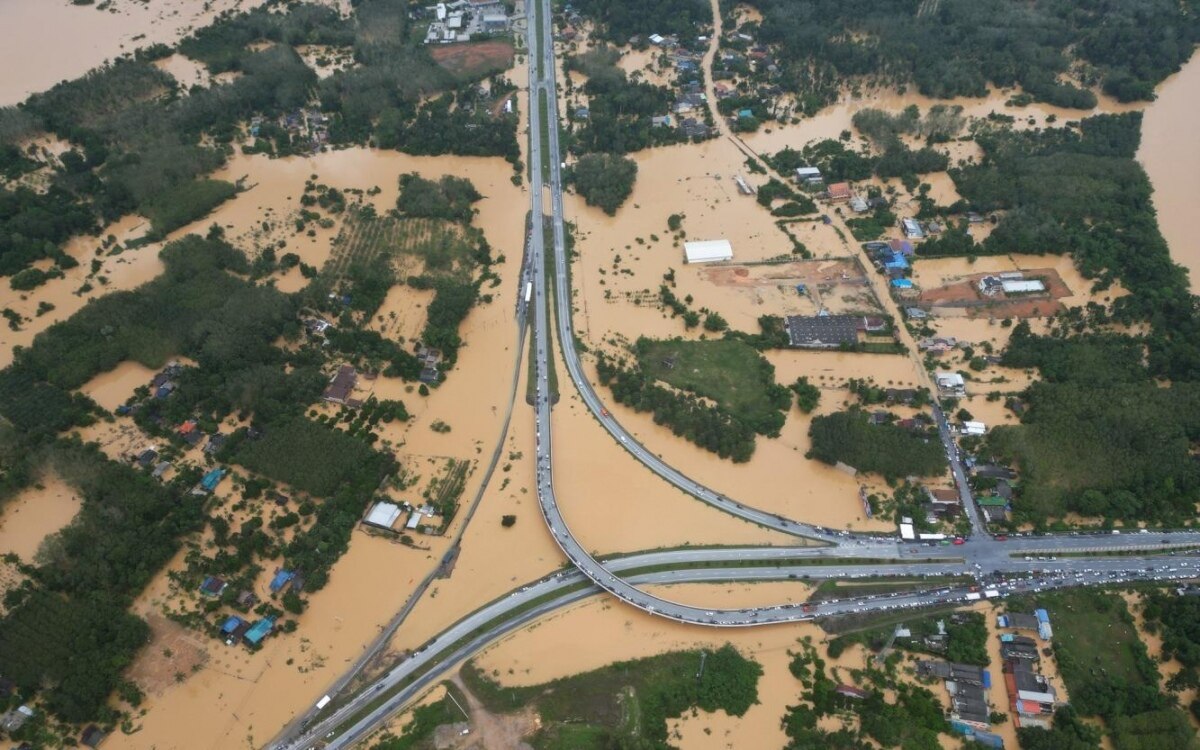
[785, 314, 860, 349]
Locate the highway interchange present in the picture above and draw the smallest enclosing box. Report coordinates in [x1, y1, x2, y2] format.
[273, 0, 1200, 745]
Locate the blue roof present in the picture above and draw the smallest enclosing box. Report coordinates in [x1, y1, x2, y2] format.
[738, 108, 754, 118]
[891, 279, 913, 289]
[269, 569, 296, 593]
[221, 615, 245, 634]
[201, 468, 226, 491]
[244, 618, 274, 645]
[1035, 609, 1050, 623]
[884, 254, 909, 269]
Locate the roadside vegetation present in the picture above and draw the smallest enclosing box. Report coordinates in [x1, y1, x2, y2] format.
[807, 408, 947, 480]
[462, 645, 762, 747]
[596, 337, 792, 462]
[568, 152, 637, 215]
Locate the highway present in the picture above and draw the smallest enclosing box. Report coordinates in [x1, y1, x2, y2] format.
[270, 1, 1200, 744]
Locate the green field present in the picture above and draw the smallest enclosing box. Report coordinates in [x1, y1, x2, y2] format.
[636, 338, 787, 428]
[462, 645, 761, 748]
[325, 207, 477, 281]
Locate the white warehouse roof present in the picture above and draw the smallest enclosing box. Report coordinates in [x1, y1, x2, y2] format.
[364, 501, 402, 529]
[684, 239, 733, 264]
[1001, 279, 1045, 293]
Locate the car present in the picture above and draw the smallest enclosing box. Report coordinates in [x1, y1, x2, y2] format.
[953, 537, 965, 545]
[600, 408, 609, 417]
[994, 535, 1008, 541]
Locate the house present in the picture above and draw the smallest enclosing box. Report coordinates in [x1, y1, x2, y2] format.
[236, 590, 258, 608]
[199, 468, 226, 493]
[364, 501, 403, 530]
[269, 569, 296, 594]
[858, 316, 887, 333]
[154, 380, 176, 399]
[651, 115, 672, 127]
[974, 464, 1016, 480]
[648, 33, 666, 44]
[419, 366, 440, 385]
[244, 617, 275, 647]
[1002, 279, 1046, 294]
[178, 419, 202, 445]
[978, 276, 1004, 296]
[835, 684, 869, 700]
[919, 336, 959, 353]
[737, 108, 754, 119]
[961, 421, 987, 436]
[926, 221, 944, 235]
[323, 364, 358, 405]
[1, 705, 34, 732]
[406, 511, 423, 530]
[900, 217, 925, 239]
[886, 388, 918, 405]
[481, 11, 508, 31]
[679, 117, 709, 138]
[136, 447, 159, 468]
[573, 106, 589, 120]
[976, 495, 1009, 522]
[784, 314, 861, 349]
[152, 460, 172, 479]
[794, 166, 822, 183]
[220, 615, 249, 640]
[204, 433, 227, 455]
[904, 306, 928, 319]
[80, 725, 107, 748]
[684, 239, 733, 264]
[848, 195, 869, 213]
[997, 612, 1041, 633]
[935, 371, 966, 396]
[884, 252, 909, 271]
[199, 576, 227, 597]
[868, 410, 891, 426]
[888, 238, 914, 256]
[826, 182, 853, 202]
[927, 487, 961, 504]
[891, 278, 914, 290]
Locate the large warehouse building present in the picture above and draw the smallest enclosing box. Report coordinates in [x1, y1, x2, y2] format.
[684, 239, 733, 264]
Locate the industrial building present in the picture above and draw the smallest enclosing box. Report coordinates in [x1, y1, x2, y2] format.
[683, 239, 733, 264]
[784, 314, 861, 349]
[364, 501, 403, 530]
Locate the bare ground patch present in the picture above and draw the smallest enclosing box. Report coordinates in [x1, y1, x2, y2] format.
[918, 267, 1072, 319]
[430, 41, 515, 79]
[127, 613, 210, 694]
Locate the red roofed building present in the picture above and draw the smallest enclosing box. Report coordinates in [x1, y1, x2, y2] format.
[827, 182, 853, 202]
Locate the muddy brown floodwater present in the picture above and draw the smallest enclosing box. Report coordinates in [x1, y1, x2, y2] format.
[0, 0, 270, 106]
[1139, 52, 1200, 291]
[0, 474, 81, 563]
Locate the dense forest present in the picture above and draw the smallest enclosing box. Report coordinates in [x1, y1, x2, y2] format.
[807, 408, 947, 479]
[744, 0, 1199, 113]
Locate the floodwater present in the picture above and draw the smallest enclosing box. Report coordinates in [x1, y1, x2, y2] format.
[1139, 52, 1200, 291]
[0, 474, 81, 562]
[79, 360, 157, 412]
[0, 0, 269, 106]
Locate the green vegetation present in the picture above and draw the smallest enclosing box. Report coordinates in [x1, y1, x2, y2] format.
[462, 645, 762, 748]
[983, 321, 1200, 525]
[565, 52, 690, 154]
[807, 408, 946, 479]
[783, 638, 947, 750]
[233, 417, 390, 497]
[1143, 592, 1200, 691]
[370, 685, 464, 749]
[1017, 707, 1103, 750]
[826, 610, 986, 665]
[569, 152, 637, 215]
[1018, 588, 1200, 750]
[635, 338, 791, 435]
[396, 173, 482, 224]
[142, 179, 238, 237]
[573, 0, 710, 43]
[743, 0, 1198, 113]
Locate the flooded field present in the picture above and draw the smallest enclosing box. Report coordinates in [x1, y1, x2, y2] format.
[1140, 53, 1200, 291]
[0, 475, 81, 562]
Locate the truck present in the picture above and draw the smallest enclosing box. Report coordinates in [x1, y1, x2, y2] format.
[315, 694, 332, 710]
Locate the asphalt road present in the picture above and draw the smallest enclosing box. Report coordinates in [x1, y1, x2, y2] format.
[269, 1, 1200, 744]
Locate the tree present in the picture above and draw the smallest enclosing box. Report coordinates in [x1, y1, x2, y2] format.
[571, 153, 637, 215]
[791, 377, 821, 413]
[501, 514, 516, 527]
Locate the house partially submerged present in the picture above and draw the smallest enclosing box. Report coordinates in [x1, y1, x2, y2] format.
[935, 371, 966, 396]
[323, 364, 359, 406]
[785, 314, 861, 349]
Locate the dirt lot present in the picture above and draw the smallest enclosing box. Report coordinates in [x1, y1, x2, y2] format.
[127, 613, 210, 695]
[702, 257, 881, 316]
[917, 267, 1072, 319]
[430, 41, 515, 79]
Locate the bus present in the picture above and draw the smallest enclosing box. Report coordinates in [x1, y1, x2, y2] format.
[524, 281, 532, 302]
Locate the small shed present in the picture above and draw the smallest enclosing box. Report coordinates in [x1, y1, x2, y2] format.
[80, 725, 107, 748]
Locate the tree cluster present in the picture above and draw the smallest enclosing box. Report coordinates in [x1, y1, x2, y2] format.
[570, 152, 637, 215]
[807, 408, 947, 479]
